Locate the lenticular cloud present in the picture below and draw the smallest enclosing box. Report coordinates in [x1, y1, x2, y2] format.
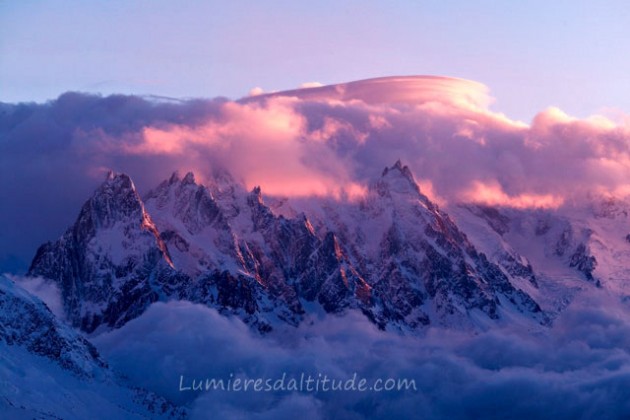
[1, 75, 630, 271]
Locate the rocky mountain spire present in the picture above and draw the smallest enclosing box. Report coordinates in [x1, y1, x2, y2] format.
[27, 163, 549, 334]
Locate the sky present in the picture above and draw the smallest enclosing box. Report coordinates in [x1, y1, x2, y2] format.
[1, 0, 629, 122]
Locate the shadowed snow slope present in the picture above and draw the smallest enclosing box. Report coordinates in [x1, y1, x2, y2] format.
[0, 275, 186, 419]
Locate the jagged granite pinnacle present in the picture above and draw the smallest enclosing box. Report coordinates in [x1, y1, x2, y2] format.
[28, 163, 549, 334]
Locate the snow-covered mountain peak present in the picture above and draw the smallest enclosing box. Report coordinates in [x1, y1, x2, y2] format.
[384, 159, 411, 177]
[182, 171, 196, 185]
[366, 161, 435, 216]
[145, 169, 227, 236]
[28, 170, 176, 332]
[102, 171, 135, 192]
[164, 170, 198, 189]
[250, 185, 264, 204]
[80, 171, 147, 232]
[203, 166, 241, 193]
[29, 165, 551, 334]
[373, 160, 425, 198]
[167, 171, 180, 185]
[165, 170, 200, 188]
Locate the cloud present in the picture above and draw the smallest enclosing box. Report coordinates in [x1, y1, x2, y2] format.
[5, 76, 630, 417]
[462, 180, 564, 209]
[92, 290, 630, 419]
[2, 76, 630, 272]
[6, 274, 65, 319]
[299, 82, 324, 89]
[249, 87, 265, 96]
[0, 93, 225, 272]
[115, 97, 362, 197]
[252, 76, 494, 111]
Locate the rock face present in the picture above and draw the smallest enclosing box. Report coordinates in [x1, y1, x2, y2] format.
[28, 172, 175, 333]
[28, 162, 548, 333]
[0, 275, 106, 377]
[0, 275, 186, 419]
[300, 160, 546, 330]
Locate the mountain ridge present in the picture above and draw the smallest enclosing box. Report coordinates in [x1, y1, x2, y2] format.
[0, 274, 186, 419]
[26, 162, 551, 334]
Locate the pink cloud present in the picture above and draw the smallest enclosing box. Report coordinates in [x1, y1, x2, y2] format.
[101, 76, 630, 207]
[119, 97, 363, 197]
[249, 75, 493, 111]
[4, 77, 630, 271]
[13, 76, 630, 210]
[462, 181, 564, 209]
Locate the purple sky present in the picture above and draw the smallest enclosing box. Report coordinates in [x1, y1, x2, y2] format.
[1, 0, 629, 122]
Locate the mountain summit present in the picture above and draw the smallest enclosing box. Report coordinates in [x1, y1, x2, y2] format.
[28, 172, 174, 332]
[28, 163, 549, 333]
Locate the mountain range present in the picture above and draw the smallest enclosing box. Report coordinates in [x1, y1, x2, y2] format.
[5, 159, 630, 417]
[26, 160, 614, 336]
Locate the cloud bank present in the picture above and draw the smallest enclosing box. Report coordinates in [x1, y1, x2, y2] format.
[93, 290, 630, 419]
[1, 76, 629, 271]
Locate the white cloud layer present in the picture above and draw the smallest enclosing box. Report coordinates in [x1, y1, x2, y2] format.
[7, 274, 65, 320]
[93, 289, 630, 419]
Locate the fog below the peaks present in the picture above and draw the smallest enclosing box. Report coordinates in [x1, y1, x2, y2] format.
[92, 287, 630, 419]
[2, 75, 630, 272]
